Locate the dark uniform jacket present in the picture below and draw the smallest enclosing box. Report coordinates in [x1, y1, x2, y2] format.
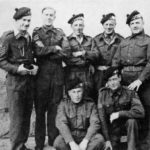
[32, 25, 70, 84]
[0, 30, 34, 91]
[98, 86, 145, 141]
[112, 31, 150, 83]
[0, 30, 34, 74]
[56, 97, 101, 144]
[66, 34, 98, 69]
[92, 32, 123, 67]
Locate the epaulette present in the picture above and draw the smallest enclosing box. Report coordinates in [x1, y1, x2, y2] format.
[99, 87, 109, 93]
[116, 33, 124, 39]
[1, 30, 14, 40]
[94, 33, 103, 39]
[33, 27, 41, 32]
[55, 28, 65, 35]
[145, 34, 150, 38]
[84, 35, 92, 40]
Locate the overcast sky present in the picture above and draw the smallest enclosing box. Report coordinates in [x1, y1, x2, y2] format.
[0, 0, 150, 38]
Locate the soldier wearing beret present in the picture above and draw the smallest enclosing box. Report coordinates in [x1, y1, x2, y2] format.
[65, 13, 98, 99]
[54, 78, 105, 150]
[0, 7, 38, 150]
[32, 7, 70, 150]
[112, 10, 150, 150]
[92, 13, 124, 100]
[98, 67, 145, 150]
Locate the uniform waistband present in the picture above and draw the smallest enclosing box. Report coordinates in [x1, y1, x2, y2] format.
[123, 66, 144, 72]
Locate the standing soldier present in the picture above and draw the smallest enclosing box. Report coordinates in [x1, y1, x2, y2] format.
[66, 13, 98, 99]
[32, 7, 70, 150]
[92, 13, 123, 99]
[113, 10, 150, 150]
[0, 7, 38, 150]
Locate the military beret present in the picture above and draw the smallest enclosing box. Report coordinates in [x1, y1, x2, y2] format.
[13, 7, 31, 20]
[68, 13, 84, 24]
[66, 78, 84, 91]
[101, 13, 116, 24]
[126, 10, 142, 25]
[104, 66, 122, 82]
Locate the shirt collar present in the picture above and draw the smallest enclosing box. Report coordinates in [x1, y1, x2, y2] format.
[42, 25, 55, 33]
[110, 86, 122, 97]
[14, 28, 30, 40]
[69, 33, 88, 43]
[99, 32, 120, 44]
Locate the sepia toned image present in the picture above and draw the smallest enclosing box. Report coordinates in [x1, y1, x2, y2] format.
[0, 0, 150, 150]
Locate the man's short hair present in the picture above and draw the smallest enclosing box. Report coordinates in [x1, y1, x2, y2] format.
[42, 7, 56, 14]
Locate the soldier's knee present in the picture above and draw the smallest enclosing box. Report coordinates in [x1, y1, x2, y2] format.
[94, 134, 105, 143]
[53, 135, 66, 149]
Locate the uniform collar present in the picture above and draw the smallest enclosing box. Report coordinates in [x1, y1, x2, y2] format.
[69, 33, 88, 43]
[130, 30, 145, 39]
[42, 25, 55, 33]
[14, 28, 30, 40]
[110, 86, 122, 97]
[99, 32, 120, 44]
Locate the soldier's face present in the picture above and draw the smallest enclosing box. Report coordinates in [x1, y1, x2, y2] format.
[16, 16, 31, 32]
[103, 20, 116, 35]
[107, 74, 121, 91]
[71, 19, 84, 36]
[42, 8, 56, 26]
[130, 18, 144, 34]
[68, 87, 83, 104]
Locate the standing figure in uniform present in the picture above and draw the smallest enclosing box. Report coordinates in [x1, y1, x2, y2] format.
[112, 10, 150, 150]
[54, 78, 105, 150]
[98, 67, 144, 150]
[92, 13, 123, 99]
[65, 13, 98, 99]
[32, 7, 70, 150]
[0, 7, 38, 150]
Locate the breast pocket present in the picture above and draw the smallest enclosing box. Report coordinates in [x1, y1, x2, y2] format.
[120, 44, 129, 58]
[68, 114, 77, 130]
[97, 43, 107, 54]
[104, 104, 114, 115]
[134, 42, 147, 58]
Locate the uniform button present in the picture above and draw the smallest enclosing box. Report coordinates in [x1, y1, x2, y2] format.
[127, 60, 130, 62]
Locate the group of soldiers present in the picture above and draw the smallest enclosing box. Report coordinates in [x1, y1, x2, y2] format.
[0, 6, 150, 150]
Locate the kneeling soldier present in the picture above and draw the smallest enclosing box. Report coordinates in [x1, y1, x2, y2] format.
[54, 78, 105, 150]
[98, 67, 145, 150]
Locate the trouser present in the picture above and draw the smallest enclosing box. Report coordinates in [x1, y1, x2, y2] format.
[34, 67, 63, 149]
[122, 71, 150, 150]
[6, 74, 34, 150]
[93, 70, 108, 103]
[137, 82, 150, 150]
[110, 119, 139, 150]
[65, 67, 94, 100]
[54, 134, 105, 150]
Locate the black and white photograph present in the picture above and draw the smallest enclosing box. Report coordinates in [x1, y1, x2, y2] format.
[0, 0, 150, 150]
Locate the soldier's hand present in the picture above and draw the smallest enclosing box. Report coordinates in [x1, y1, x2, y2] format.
[69, 141, 81, 150]
[79, 139, 88, 150]
[17, 64, 30, 75]
[72, 51, 85, 57]
[128, 79, 142, 91]
[29, 64, 39, 75]
[105, 141, 113, 150]
[110, 112, 119, 123]
[55, 45, 62, 51]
